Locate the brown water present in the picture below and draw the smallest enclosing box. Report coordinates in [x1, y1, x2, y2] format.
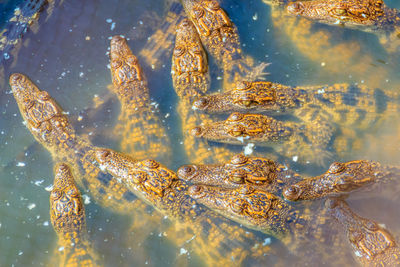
[1, 0, 400, 266]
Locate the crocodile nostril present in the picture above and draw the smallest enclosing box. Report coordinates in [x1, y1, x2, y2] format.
[193, 97, 208, 109]
[9, 73, 24, 86]
[286, 3, 303, 15]
[96, 149, 111, 162]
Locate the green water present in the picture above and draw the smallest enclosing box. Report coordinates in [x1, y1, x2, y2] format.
[1, 0, 400, 266]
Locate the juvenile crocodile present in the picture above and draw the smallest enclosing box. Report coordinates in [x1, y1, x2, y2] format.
[181, 0, 267, 88]
[93, 147, 283, 266]
[286, 0, 400, 53]
[171, 17, 235, 163]
[327, 198, 400, 266]
[189, 112, 337, 165]
[186, 182, 351, 265]
[283, 160, 400, 201]
[109, 35, 171, 164]
[178, 153, 303, 195]
[49, 163, 99, 267]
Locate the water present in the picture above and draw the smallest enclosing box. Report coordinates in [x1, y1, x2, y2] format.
[1, 0, 400, 266]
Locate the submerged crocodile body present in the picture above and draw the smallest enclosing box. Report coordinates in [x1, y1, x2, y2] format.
[262, 0, 394, 88]
[49, 163, 99, 266]
[283, 160, 400, 201]
[327, 198, 400, 266]
[109, 35, 171, 164]
[171, 17, 235, 164]
[94, 147, 282, 266]
[286, 0, 400, 53]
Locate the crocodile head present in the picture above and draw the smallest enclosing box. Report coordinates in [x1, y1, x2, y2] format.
[189, 112, 293, 144]
[283, 160, 379, 201]
[172, 18, 209, 98]
[50, 163, 85, 242]
[94, 148, 178, 203]
[189, 184, 294, 236]
[110, 35, 144, 87]
[327, 199, 399, 265]
[178, 154, 278, 187]
[10, 73, 75, 150]
[286, 0, 387, 29]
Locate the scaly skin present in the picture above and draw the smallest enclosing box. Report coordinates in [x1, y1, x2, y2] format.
[264, 0, 394, 88]
[181, 0, 267, 88]
[327, 198, 400, 266]
[10, 73, 162, 264]
[283, 160, 400, 201]
[139, 0, 186, 69]
[186, 182, 350, 265]
[190, 112, 336, 165]
[171, 18, 235, 163]
[177, 153, 303, 195]
[94, 147, 282, 266]
[50, 163, 99, 267]
[109, 36, 171, 164]
[286, 0, 400, 53]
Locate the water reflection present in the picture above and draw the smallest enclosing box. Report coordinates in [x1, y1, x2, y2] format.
[0, 0, 400, 266]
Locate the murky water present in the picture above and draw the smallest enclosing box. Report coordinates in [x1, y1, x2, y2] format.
[1, 0, 400, 266]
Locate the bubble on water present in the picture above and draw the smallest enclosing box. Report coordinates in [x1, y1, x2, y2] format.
[27, 203, 36, 210]
[16, 162, 26, 167]
[82, 194, 91, 205]
[34, 180, 44, 186]
[179, 248, 188, 255]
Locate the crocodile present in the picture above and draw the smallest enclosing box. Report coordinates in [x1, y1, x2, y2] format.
[177, 153, 303, 195]
[49, 163, 99, 267]
[181, 0, 268, 88]
[327, 198, 400, 266]
[9, 73, 167, 264]
[109, 35, 171, 164]
[190, 81, 400, 164]
[93, 147, 286, 266]
[262, 0, 394, 88]
[189, 111, 339, 165]
[185, 181, 351, 265]
[286, 0, 400, 53]
[283, 160, 400, 201]
[171, 17, 236, 163]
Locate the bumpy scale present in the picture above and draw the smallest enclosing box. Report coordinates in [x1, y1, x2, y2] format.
[189, 112, 336, 165]
[263, 0, 394, 88]
[327, 198, 400, 266]
[94, 147, 284, 266]
[192, 81, 400, 163]
[186, 181, 351, 265]
[9, 73, 172, 255]
[178, 153, 303, 195]
[181, 0, 267, 88]
[50, 163, 99, 267]
[109, 35, 171, 164]
[286, 0, 400, 53]
[171, 18, 235, 163]
[283, 160, 400, 201]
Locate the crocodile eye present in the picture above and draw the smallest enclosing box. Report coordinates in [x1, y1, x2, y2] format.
[328, 162, 346, 174]
[142, 159, 159, 169]
[173, 46, 185, 57]
[239, 99, 253, 107]
[24, 98, 35, 109]
[126, 55, 138, 66]
[230, 171, 245, 184]
[190, 126, 203, 137]
[207, 0, 220, 10]
[193, 97, 208, 109]
[333, 8, 347, 16]
[230, 154, 248, 165]
[236, 81, 250, 90]
[177, 165, 197, 179]
[111, 59, 122, 69]
[283, 185, 301, 200]
[228, 112, 243, 122]
[365, 221, 378, 231]
[192, 7, 204, 19]
[38, 91, 50, 101]
[230, 125, 244, 137]
[188, 185, 205, 198]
